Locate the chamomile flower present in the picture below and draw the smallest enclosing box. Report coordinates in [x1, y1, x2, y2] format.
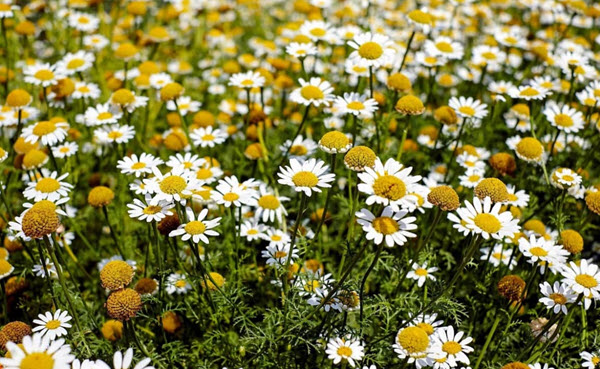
[299, 20, 334, 42]
[334, 92, 379, 118]
[68, 11, 99, 32]
[348, 32, 395, 68]
[212, 176, 258, 207]
[407, 261, 438, 287]
[539, 281, 577, 314]
[33, 258, 58, 278]
[56, 51, 94, 75]
[262, 228, 291, 247]
[580, 351, 600, 369]
[228, 71, 265, 89]
[286, 42, 318, 59]
[240, 220, 266, 241]
[166, 96, 201, 116]
[355, 207, 418, 247]
[325, 336, 365, 368]
[166, 153, 206, 172]
[127, 194, 174, 223]
[543, 102, 584, 133]
[448, 96, 488, 120]
[22, 120, 69, 146]
[449, 196, 520, 240]
[280, 135, 318, 160]
[480, 244, 517, 270]
[23, 63, 66, 87]
[277, 158, 335, 197]
[261, 243, 299, 266]
[0, 333, 74, 369]
[166, 273, 192, 295]
[505, 185, 530, 208]
[357, 157, 422, 212]
[146, 166, 202, 205]
[23, 172, 73, 202]
[430, 326, 474, 366]
[425, 37, 464, 60]
[254, 184, 289, 223]
[519, 235, 569, 270]
[561, 259, 600, 298]
[190, 126, 228, 148]
[290, 77, 335, 107]
[117, 153, 163, 178]
[95, 125, 136, 145]
[550, 167, 582, 189]
[32, 309, 72, 340]
[508, 85, 551, 101]
[84, 103, 123, 126]
[169, 208, 221, 244]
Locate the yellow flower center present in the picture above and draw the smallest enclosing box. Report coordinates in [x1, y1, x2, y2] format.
[397, 326, 429, 354]
[415, 268, 428, 277]
[97, 112, 113, 120]
[415, 322, 434, 335]
[575, 274, 598, 289]
[184, 220, 206, 235]
[223, 192, 240, 202]
[520, 87, 540, 97]
[143, 205, 161, 215]
[372, 216, 399, 235]
[473, 213, 502, 234]
[529, 246, 548, 257]
[592, 356, 600, 365]
[107, 131, 123, 140]
[336, 346, 353, 357]
[159, 175, 187, 195]
[35, 178, 61, 193]
[19, 353, 55, 369]
[408, 9, 431, 24]
[45, 319, 62, 329]
[32, 121, 57, 136]
[358, 41, 384, 60]
[202, 134, 215, 141]
[175, 280, 187, 288]
[196, 168, 212, 180]
[271, 235, 282, 241]
[481, 51, 497, 60]
[34, 69, 55, 81]
[435, 41, 453, 53]
[554, 113, 573, 127]
[549, 293, 567, 305]
[240, 79, 254, 87]
[516, 137, 543, 159]
[300, 85, 324, 100]
[458, 106, 476, 116]
[290, 145, 308, 156]
[291, 171, 319, 187]
[258, 195, 280, 210]
[309, 28, 326, 37]
[66, 59, 85, 70]
[372, 175, 406, 201]
[442, 341, 462, 355]
[131, 162, 146, 170]
[347, 101, 365, 110]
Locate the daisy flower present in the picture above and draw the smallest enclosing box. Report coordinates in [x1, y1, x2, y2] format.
[289, 77, 335, 107]
[169, 208, 221, 244]
[424, 37, 464, 60]
[333, 92, 379, 118]
[32, 309, 72, 340]
[72, 82, 101, 100]
[23, 63, 66, 87]
[285, 42, 318, 59]
[561, 259, 600, 298]
[109, 90, 149, 113]
[539, 281, 577, 314]
[190, 126, 228, 148]
[240, 220, 266, 241]
[355, 207, 418, 247]
[228, 71, 265, 89]
[166, 96, 201, 115]
[127, 194, 174, 223]
[299, 20, 334, 42]
[166, 153, 205, 172]
[357, 157, 422, 212]
[458, 168, 485, 189]
[68, 11, 99, 32]
[406, 261, 438, 287]
[518, 235, 569, 271]
[95, 125, 135, 145]
[448, 97, 488, 120]
[254, 184, 289, 223]
[52, 142, 78, 159]
[580, 351, 600, 369]
[480, 244, 517, 270]
[347, 32, 395, 68]
[325, 336, 365, 368]
[505, 185, 530, 208]
[550, 167, 582, 189]
[212, 176, 258, 208]
[22, 120, 69, 146]
[261, 243, 299, 267]
[0, 333, 74, 369]
[543, 102, 584, 133]
[166, 273, 192, 295]
[23, 171, 73, 202]
[145, 166, 203, 205]
[117, 153, 164, 178]
[430, 326, 474, 366]
[508, 85, 551, 101]
[449, 196, 520, 240]
[84, 103, 123, 126]
[279, 135, 318, 160]
[277, 158, 335, 197]
[33, 258, 58, 278]
[262, 228, 291, 247]
[56, 50, 94, 75]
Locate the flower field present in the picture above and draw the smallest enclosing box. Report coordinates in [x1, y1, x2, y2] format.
[0, 0, 600, 368]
